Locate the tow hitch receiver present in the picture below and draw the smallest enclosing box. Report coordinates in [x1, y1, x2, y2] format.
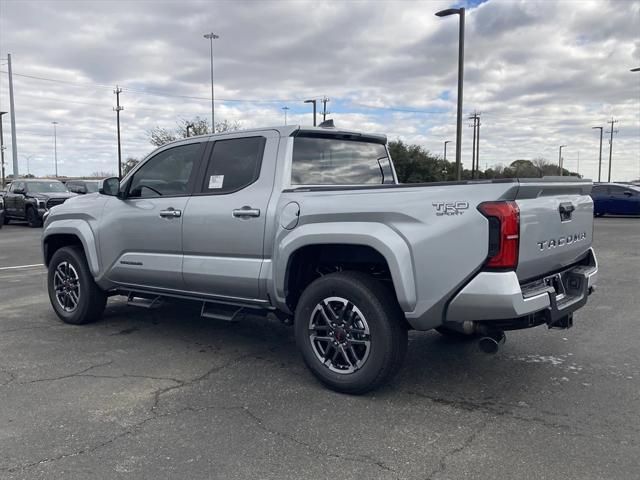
[548, 313, 573, 330]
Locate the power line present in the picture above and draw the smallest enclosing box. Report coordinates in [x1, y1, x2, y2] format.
[0, 70, 317, 104]
[2, 71, 455, 116]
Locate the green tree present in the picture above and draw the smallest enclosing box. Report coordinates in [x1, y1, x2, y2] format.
[388, 139, 459, 183]
[122, 157, 140, 175]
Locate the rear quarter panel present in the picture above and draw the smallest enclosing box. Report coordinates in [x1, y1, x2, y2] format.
[270, 182, 517, 329]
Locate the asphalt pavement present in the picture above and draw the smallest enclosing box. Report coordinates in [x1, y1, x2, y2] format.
[0, 218, 639, 479]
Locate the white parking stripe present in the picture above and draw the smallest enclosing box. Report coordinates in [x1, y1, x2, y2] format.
[0, 263, 45, 271]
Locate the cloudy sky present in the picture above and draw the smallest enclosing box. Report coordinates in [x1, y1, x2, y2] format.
[1, 0, 639, 180]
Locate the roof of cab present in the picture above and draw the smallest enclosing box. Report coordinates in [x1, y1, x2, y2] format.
[167, 125, 387, 146]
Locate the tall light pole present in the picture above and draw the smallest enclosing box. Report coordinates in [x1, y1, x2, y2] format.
[52, 121, 58, 177]
[592, 126, 603, 182]
[282, 106, 290, 125]
[113, 86, 123, 178]
[443, 140, 451, 162]
[7, 54, 19, 179]
[304, 99, 317, 126]
[204, 32, 219, 133]
[606, 118, 618, 183]
[436, 7, 465, 181]
[0, 111, 6, 187]
[558, 145, 566, 176]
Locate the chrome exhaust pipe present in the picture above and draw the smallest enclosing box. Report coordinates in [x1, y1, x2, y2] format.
[478, 331, 506, 354]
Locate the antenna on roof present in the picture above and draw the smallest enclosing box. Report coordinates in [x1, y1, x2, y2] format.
[318, 119, 335, 128]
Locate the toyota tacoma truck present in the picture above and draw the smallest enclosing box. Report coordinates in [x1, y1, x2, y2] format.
[3, 178, 74, 227]
[42, 125, 598, 393]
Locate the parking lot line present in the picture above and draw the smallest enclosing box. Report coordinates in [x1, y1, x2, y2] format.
[0, 263, 45, 271]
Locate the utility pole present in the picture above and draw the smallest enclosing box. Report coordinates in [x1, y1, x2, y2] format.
[23, 154, 33, 176]
[592, 126, 603, 182]
[606, 118, 618, 183]
[435, 8, 465, 181]
[558, 145, 566, 176]
[475, 114, 480, 178]
[577, 151, 580, 176]
[321, 96, 330, 122]
[52, 122, 58, 177]
[469, 113, 477, 178]
[113, 86, 123, 178]
[7, 54, 19, 179]
[304, 99, 317, 126]
[203, 32, 219, 132]
[0, 111, 6, 187]
[282, 106, 289, 125]
[444, 140, 451, 162]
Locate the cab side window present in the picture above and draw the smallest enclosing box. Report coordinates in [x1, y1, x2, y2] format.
[128, 143, 202, 198]
[591, 185, 608, 196]
[199, 137, 266, 194]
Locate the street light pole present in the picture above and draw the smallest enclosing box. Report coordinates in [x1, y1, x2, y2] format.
[606, 118, 618, 183]
[282, 106, 289, 125]
[436, 7, 465, 181]
[0, 111, 6, 187]
[304, 99, 317, 126]
[444, 140, 451, 162]
[592, 126, 603, 182]
[52, 121, 58, 177]
[558, 145, 566, 176]
[204, 32, 219, 133]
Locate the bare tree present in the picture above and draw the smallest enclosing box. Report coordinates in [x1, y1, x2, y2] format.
[90, 171, 116, 178]
[148, 116, 242, 147]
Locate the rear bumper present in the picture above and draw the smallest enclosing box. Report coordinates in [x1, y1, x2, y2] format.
[445, 248, 597, 326]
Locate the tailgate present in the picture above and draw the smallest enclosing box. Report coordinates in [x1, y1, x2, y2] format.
[515, 179, 594, 282]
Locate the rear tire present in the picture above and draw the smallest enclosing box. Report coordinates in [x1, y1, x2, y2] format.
[294, 271, 407, 394]
[26, 207, 42, 227]
[48, 246, 107, 325]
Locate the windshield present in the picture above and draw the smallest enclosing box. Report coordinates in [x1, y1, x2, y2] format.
[85, 182, 100, 193]
[27, 181, 68, 193]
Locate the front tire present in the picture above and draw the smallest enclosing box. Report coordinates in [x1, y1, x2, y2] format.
[26, 207, 42, 227]
[294, 272, 407, 394]
[48, 246, 107, 325]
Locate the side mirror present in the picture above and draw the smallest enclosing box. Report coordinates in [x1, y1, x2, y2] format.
[99, 177, 121, 197]
[623, 191, 633, 197]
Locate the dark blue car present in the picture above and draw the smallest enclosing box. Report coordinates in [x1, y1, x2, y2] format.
[591, 183, 640, 216]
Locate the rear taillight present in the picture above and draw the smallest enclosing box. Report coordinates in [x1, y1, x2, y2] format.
[478, 201, 520, 269]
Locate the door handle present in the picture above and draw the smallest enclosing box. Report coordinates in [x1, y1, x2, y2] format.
[159, 208, 182, 218]
[232, 206, 260, 218]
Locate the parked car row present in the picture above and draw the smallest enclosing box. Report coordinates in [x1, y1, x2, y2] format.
[590, 183, 640, 216]
[1, 179, 104, 228]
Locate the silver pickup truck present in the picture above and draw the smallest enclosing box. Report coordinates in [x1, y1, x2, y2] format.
[42, 125, 598, 393]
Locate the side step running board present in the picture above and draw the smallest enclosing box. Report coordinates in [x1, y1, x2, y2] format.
[201, 302, 244, 322]
[127, 293, 163, 309]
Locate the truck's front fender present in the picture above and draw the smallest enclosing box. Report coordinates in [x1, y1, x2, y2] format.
[42, 219, 100, 276]
[273, 222, 416, 312]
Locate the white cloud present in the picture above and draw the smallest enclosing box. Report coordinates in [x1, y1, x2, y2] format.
[0, 0, 638, 180]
